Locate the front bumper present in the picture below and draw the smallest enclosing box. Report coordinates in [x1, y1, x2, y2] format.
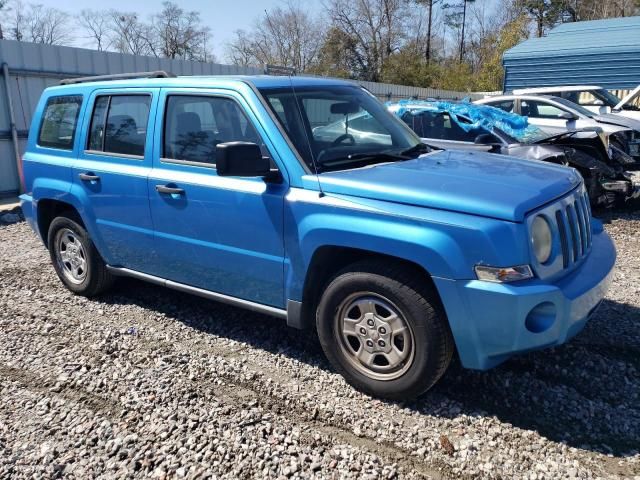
[433, 227, 616, 370]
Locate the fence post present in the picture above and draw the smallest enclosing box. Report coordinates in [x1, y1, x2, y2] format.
[1, 62, 22, 194]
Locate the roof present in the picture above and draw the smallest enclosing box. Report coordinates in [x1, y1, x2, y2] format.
[503, 16, 640, 90]
[513, 85, 601, 94]
[47, 74, 355, 93]
[505, 17, 640, 60]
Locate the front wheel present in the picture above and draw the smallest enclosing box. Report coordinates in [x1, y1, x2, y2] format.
[316, 261, 454, 400]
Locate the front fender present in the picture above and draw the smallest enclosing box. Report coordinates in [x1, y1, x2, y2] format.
[283, 190, 528, 302]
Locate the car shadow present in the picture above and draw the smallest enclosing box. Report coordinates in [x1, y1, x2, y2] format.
[99, 278, 639, 458]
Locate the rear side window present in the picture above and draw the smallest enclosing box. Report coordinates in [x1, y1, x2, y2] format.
[402, 111, 484, 142]
[163, 95, 262, 165]
[38, 95, 83, 150]
[488, 100, 515, 113]
[88, 95, 151, 157]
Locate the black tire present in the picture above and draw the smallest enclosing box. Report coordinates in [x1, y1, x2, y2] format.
[316, 260, 454, 400]
[47, 213, 114, 296]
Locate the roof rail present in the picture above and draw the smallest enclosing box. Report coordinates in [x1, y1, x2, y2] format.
[59, 70, 176, 85]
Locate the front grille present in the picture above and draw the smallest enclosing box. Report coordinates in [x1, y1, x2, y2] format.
[554, 190, 592, 268]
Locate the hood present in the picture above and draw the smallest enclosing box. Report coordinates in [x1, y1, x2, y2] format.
[318, 150, 582, 222]
[593, 113, 640, 132]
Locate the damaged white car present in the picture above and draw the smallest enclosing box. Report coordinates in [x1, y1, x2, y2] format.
[475, 94, 640, 164]
[512, 85, 640, 122]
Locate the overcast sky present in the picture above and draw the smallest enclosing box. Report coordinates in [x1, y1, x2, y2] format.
[18, 0, 324, 60]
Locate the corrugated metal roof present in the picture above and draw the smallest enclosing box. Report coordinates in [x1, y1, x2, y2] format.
[503, 16, 640, 90]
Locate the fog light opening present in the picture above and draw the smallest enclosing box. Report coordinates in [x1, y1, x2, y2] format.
[525, 302, 557, 333]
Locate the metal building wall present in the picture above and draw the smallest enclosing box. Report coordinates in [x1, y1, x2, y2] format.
[0, 39, 474, 195]
[503, 17, 640, 92]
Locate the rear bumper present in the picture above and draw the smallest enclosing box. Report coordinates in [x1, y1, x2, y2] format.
[434, 228, 616, 370]
[19, 194, 38, 236]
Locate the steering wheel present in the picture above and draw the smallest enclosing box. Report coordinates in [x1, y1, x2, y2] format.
[331, 133, 356, 147]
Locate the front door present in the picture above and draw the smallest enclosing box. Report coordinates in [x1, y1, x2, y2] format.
[147, 89, 287, 307]
[73, 89, 158, 273]
[519, 99, 579, 134]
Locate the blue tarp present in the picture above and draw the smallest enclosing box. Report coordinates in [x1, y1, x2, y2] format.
[387, 99, 546, 143]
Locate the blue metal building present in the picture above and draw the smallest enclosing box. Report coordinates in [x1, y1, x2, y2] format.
[503, 16, 640, 91]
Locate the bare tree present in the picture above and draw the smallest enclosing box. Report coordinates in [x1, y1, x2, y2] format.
[2, 1, 71, 44]
[415, 0, 442, 64]
[0, 0, 8, 39]
[226, 1, 323, 72]
[107, 11, 155, 56]
[77, 9, 111, 51]
[149, 2, 212, 61]
[324, 0, 408, 81]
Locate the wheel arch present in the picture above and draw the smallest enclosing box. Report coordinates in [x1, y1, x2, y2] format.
[36, 198, 84, 248]
[292, 245, 442, 330]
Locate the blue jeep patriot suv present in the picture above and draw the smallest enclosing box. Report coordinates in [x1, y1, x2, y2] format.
[20, 73, 616, 399]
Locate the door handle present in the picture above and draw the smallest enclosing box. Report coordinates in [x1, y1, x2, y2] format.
[155, 184, 185, 195]
[79, 172, 100, 182]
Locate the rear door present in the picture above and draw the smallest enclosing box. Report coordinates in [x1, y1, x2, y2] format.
[73, 88, 158, 272]
[147, 88, 287, 307]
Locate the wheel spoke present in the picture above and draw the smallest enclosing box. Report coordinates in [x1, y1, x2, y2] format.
[356, 348, 376, 367]
[392, 325, 408, 338]
[383, 312, 405, 332]
[355, 298, 376, 315]
[342, 318, 360, 336]
[382, 346, 407, 369]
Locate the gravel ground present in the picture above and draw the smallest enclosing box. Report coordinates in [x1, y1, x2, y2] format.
[0, 207, 638, 479]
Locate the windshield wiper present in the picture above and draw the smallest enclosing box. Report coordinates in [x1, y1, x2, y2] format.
[399, 143, 431, 157]
[318, 150, 408, 168]
[318, 145, 432, 170]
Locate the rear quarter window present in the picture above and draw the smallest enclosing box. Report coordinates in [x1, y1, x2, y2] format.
[37, 95, 83, 150]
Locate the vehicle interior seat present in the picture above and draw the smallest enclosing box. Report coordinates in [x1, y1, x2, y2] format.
[172, 112, 216, 163]
[105, 114, 145, 156]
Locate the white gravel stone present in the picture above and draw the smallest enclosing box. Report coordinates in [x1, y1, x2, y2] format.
[0, 206, 638, 479]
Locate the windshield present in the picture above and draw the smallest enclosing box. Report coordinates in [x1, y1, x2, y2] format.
[549, 96, 597, 117]
[258, 85, 424, 172]
[594, 89, 625, 108]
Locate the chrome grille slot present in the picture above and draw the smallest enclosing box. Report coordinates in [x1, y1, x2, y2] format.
[555, 210, 569, 268]
[566, 204, 581, 261]
[577, 196, 590, 251]
[581, 193, 592, 247]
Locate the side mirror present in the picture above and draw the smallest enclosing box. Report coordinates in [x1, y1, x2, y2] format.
[558, 111, 577, 120]
[216, 142, 271, 177]
[474, 133, 501, 145]
[592, 99, 604, 106]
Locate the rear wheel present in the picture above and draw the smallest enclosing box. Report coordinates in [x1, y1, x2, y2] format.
[316, 261, 454, 400]
[48, 214, 114, 296]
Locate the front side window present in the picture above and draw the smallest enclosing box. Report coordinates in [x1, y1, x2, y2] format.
[259, 85, 423, 172]
[38, 95, 83, 150]
[88, 95, 151, 156]
[163, 95, 263, 165]
[520, 100, 569, 119]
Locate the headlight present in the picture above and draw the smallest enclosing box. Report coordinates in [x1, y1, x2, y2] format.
[531, 215, 552, 264]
